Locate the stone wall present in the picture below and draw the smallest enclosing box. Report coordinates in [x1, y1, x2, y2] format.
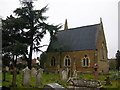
[46, 50, 96, 74]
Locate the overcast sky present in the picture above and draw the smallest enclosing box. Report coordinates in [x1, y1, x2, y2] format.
[0, 0, 119, 59]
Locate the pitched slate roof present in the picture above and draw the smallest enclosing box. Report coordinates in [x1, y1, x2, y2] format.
[47, 24, 100, 52]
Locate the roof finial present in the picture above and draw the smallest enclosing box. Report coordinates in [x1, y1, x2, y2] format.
[64, 19, 68, 30]
[100, 17, 102, 24]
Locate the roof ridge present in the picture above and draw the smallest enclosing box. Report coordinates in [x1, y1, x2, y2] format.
[58, 23, 100, 32]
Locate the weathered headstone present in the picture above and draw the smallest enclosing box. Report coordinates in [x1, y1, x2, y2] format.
[5, 66, 9, 72]
[67, 77, 103, 88]
[104, 76, 112, 86]
[56, 65, 60, 74]
[73, 70, 77, 77]
[22, 67, 31, 86]
[44, 69, 49, 74]
[36, 68, 43, 85]
[31, 67, 37, 77]
[43, 83, 65, 89]
[61, 69, 67, 82]
[73, 59, 77, 77]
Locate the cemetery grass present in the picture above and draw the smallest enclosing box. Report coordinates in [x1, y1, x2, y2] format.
[2, 72, 67, 88]
[0, 71, 2, 86]
[77, 71, 120, 88]
[2, 71, 120, 89]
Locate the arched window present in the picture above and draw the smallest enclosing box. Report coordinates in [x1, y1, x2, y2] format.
[64, 56, 71, 66]
[51, 57, 56, 66]
[82, 55, 90, 67]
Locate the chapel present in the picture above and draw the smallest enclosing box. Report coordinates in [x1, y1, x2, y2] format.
[45, 18, 109, 74]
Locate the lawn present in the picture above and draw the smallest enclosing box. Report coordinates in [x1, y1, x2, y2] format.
[77, 72, 120, 88]
[0, 71, 2, 86]
[2, 70, 120, 89]
[2, 71, 67, 88]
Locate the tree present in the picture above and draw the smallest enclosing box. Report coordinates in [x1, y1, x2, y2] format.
[2, 15, 28, 87]
[116, 50, 120, 71]
[13, 1, 61, 69]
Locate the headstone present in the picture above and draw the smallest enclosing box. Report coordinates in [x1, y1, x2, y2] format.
[104, 76, 112, 86]
[36, 68, 43, 85]
[73, 60, 77, 77]
[61, 69, 67, 82]
[73, 70, 77, 77]
[56, 65, 60, 74]
[22, 67, 31, 86]
[31, 67, 37, 77]
[43, 83, 65, 90]
[44, 69, 49, 74]
[5, 66, 9, 72]
[67, 77, 103, 88]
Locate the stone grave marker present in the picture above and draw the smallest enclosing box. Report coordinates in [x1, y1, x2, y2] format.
[104, 76, 112, 86]
[31, 67, 37, 77]
[5, 66, 9, 72]
[36, 68, 43, 85]
[43, 83, 65, 89]
[61, 69, 67, 82]
[22, 67, 31, 86]
[73, 70, 77, 77]
[67, 77, 103, 88]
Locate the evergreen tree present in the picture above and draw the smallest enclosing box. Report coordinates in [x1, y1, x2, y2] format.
[2, 1, 61, 69]
[2, 1, 61, 87]
[14, 1, 61, 69]
[2, 15, 28, 87]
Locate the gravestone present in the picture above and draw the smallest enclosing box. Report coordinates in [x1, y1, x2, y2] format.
[36, 68, 43, 85]
[67, 77, 103, 88]
[61, 69, 67, 82]
[43, 83, 65, 90]
[104, 76, 112, 86]
[73, 70, 77, 77]
[5, 66, 9, 72]
[56, 65, 60, 74]
[22, 67, 31, 86]
[31, 67, 37, 77]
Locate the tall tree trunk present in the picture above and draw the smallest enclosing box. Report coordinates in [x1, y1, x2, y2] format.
[28, 7, 34, 69]
[2, 65, 6, 81]
[28, 43, 33, 69]
[59, 52, 62, 68]
[12, 66, 17, 87]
